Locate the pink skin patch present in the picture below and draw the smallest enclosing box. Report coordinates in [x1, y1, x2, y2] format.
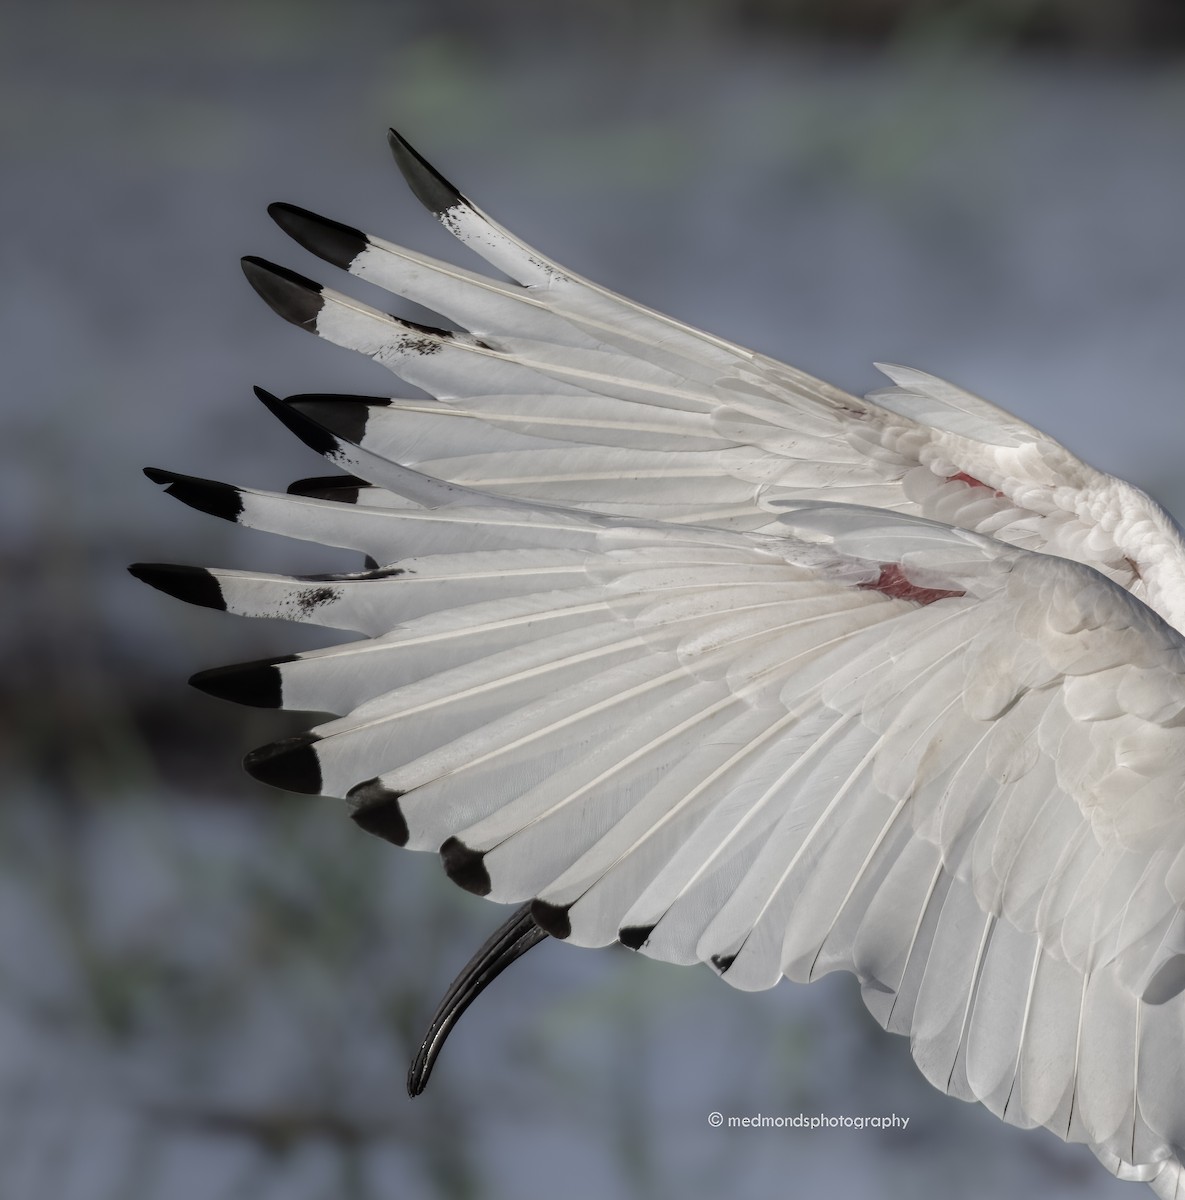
[858, 564, 965, 606]
[948, 471, 1005, 498]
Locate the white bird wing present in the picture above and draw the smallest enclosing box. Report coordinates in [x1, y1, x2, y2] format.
[135, 445, 1185, 1191]
[135, 132, 1185, 1196]
[240, 130, 1185, 624]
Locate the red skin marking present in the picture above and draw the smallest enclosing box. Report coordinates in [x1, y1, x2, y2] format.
[948, 471, 985, 487]
[948, 471, 1005, 499]
[858, 563, 965, 607]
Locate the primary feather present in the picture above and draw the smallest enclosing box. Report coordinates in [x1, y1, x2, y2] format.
[135, 129, 1185, 1196]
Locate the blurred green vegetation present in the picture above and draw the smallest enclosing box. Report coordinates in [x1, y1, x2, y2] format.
[8, 0, 1185, 62]
[715, 0, 1185, 51]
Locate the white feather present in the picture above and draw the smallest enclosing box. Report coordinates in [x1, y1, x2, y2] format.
[137, 130, 1185, 1194]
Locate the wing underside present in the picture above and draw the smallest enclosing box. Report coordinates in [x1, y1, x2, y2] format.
[134, 131, 1185, 1196]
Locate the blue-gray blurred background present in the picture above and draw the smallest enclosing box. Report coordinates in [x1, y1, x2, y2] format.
[5, 1, 1185, 1197]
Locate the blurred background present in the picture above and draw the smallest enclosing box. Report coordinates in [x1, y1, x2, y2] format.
[4, 0, 1185, 1197]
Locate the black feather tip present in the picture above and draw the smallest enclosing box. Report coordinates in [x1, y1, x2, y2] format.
[189, 655, 294, 708]
[243, 732, 323, 794]
[387, 128, 464, 216]
[529, 899, 571, 940]
[253, 386, 340, 457]
[284, 395, 380, 447]
[287, 473, 366, 502]
[128, 563, 226, 611]
[440, 837, 491, 896]
[241, 256, 324, 330]
[618, 924, 655, 951]
[268, 202, 368, 271]
[143, 468, 244, 523]
[347, 778, 409, 847]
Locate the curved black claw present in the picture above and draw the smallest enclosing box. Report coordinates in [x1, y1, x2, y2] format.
[408, 903, 548, 1098]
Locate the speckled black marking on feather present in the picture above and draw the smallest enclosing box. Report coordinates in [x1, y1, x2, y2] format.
[710, 953, 736, 974]
[293, 585, 339, 616]
[394, 314, 452, 356]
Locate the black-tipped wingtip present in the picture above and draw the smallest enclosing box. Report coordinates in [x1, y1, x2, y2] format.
[189, 656, 292, 708]
[252, 385, 282, 407]
[530, 899, 571, 941]
[241, 256, 324, 330]
[284, 396, 374, 447]
[141, 469, 244, 523]
[243, 732, 323, 794]
[268, 202, 369, 271]
[253, 386, 340, 458]
[287, 473, 366, 501]
[128, 563, 226, 611]
[386, 128, 464, 216]
[348, 778, 410, 846]
[440, 837, 491, 896]
[618, 924, 655, 951]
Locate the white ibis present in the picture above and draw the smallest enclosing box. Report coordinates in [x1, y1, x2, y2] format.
[132, 129, 1185, 1196]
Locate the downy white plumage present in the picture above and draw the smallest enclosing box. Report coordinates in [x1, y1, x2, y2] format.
[132, 130, 1185, 1194]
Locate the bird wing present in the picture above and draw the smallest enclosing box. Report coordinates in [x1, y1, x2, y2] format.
[241, 130, 1183, 621]
[135, 131, 1185, 1195]
[136, 438, 1185, 1188]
